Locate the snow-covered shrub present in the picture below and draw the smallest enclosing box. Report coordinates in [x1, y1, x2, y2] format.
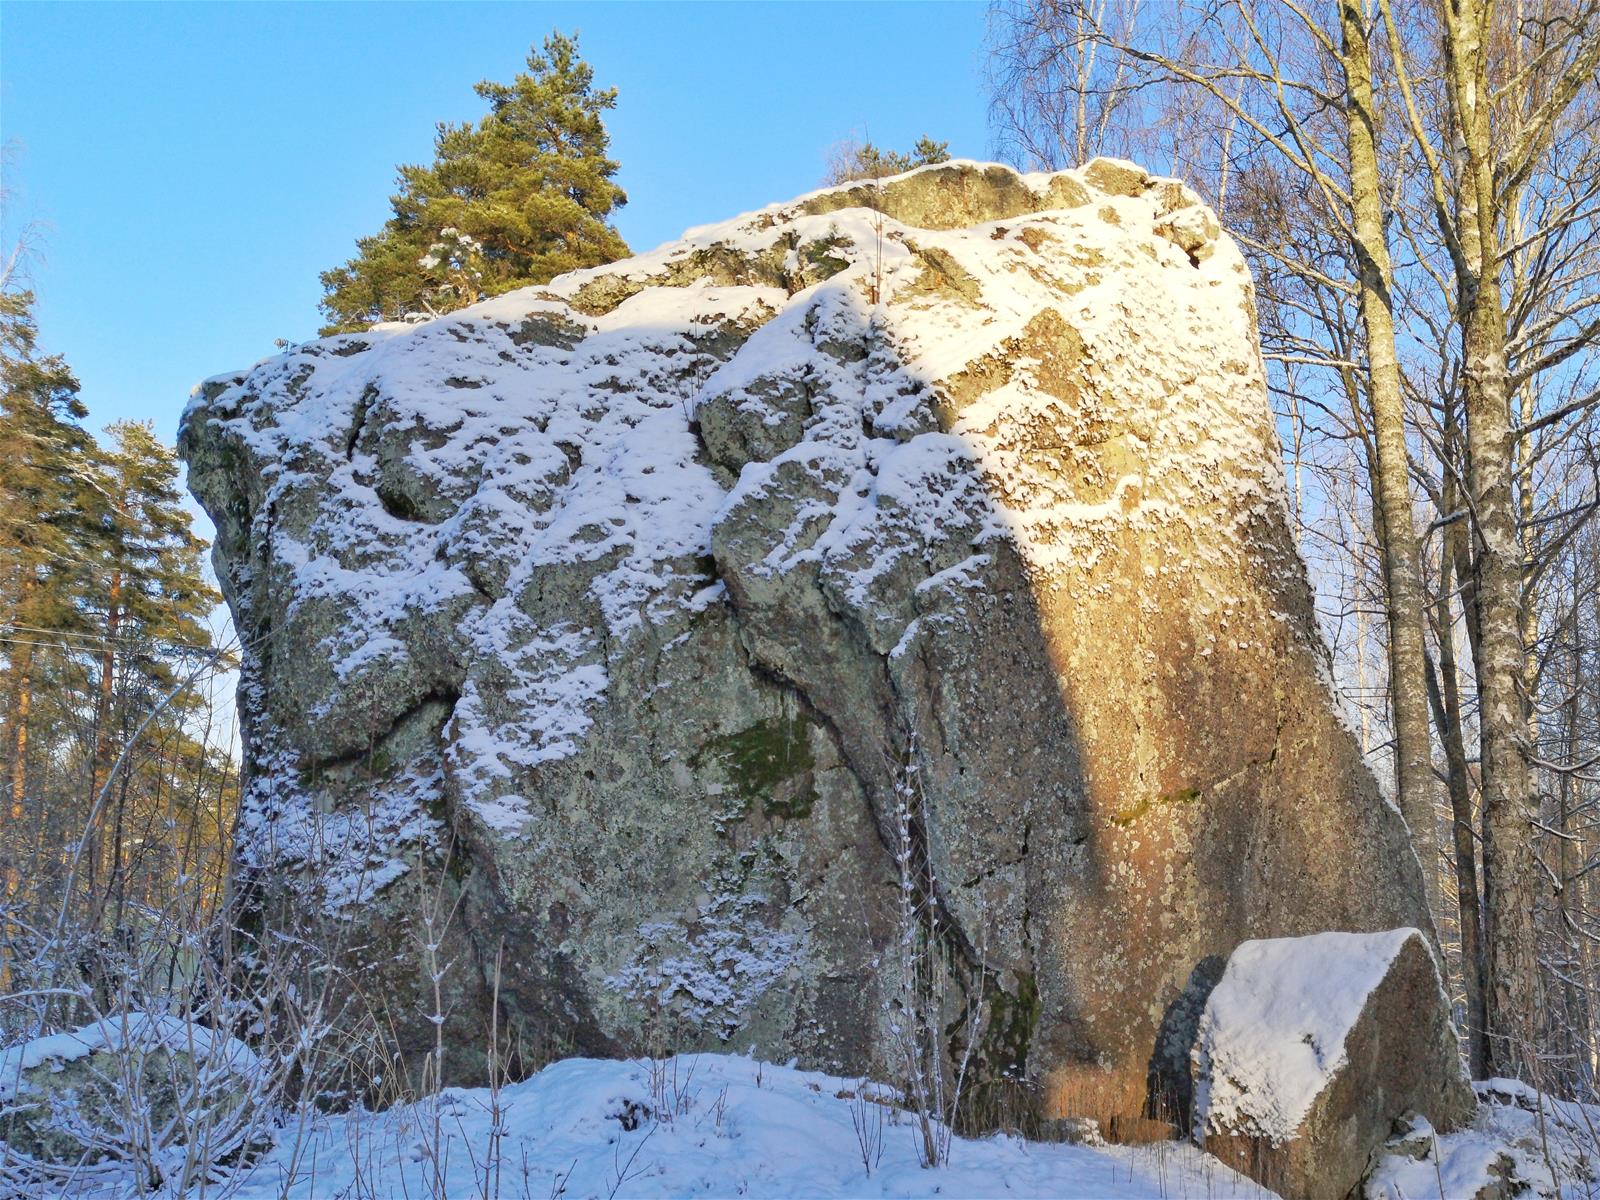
[0, 783, 400, 1196]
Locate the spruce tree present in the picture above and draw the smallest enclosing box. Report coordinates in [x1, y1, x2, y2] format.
[320, 31, 629, 334]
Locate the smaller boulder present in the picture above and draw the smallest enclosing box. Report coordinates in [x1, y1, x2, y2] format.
[1192, 928, 1474, 1200]
[0, 1013, 262, 1170]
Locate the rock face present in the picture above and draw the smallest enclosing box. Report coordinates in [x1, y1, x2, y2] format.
[181, 160, 1436, 1128]
[1192, 929, 1474, 1198]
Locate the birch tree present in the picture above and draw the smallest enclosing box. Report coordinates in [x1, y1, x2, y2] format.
[1375, 0, 1600, 1079]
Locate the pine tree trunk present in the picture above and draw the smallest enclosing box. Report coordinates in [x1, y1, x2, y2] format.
[109, 755, 132, 928]
[88, 568, 122, 924]
[91, 569, 122, 800]
[1340, 0, 1440, 893]
[1, 645, 32, 988]
[6, 643, 32, 895]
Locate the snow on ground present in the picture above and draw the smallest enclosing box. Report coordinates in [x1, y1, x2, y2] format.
[1367, 1080, 1600, 1200]
[232, 1054, 1279, 1200]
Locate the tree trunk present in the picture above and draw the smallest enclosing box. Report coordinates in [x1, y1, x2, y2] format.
[1447, 0, 1541, 1078]
[1341, 0, 1441, 894]
[86, 568, 122, 926]
[1426, 524, 1489, 1074]
[1, 643, 32, 989]
[1466, 211, 1541, 1084]
[6, 643, 33, 897]
[91, 568, 122, 801]
[1551, 584, 1582, 1091]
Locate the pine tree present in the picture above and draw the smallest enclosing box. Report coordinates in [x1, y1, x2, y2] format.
[83, 420, 221, 921]
[0, 284, 238, 1011]
[823, 136, 952, 185]
[0, 291, 106, 871]
[0, 292, 103, 624]
[319, 31, 629, 334]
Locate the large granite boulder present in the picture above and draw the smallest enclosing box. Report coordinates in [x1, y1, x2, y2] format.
[1192, 929, 1474, 1198]
[181, 160, 1436, 1127]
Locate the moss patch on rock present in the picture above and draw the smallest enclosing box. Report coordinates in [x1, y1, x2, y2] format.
[1109, 785, 1202, 828]
[959, 970, 1044, 1135]
[983, 969, 1040, 1076]
[696, 714, 819, 821]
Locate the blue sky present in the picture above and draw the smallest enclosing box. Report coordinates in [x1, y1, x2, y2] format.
[3, 1, 992, 444]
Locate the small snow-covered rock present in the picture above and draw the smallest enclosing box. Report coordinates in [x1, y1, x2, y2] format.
[1193, 929, 1474, 1200]
[1367, 1081, 1600, 1200]
[0, 1013, 260, 1167]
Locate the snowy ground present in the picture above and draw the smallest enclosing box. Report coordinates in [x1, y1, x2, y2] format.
[1366, 1079, 1600, 1200]
[231, 1054, 1279, 1200]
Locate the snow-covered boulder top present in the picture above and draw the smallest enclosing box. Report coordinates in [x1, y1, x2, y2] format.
[181, 159, 1433, 1127]
[0, 1013, 258, 1102]
[1, 1013, 260, 1168]
[1193, 929, 1473, 1200]
[1196, 930, 1426, 1142]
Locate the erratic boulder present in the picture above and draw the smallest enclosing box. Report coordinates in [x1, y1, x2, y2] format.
[1192, 929, 1474, 1198]
[181, 159, 1442, 1132]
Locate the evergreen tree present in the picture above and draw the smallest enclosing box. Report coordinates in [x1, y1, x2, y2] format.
[0, 288, 234, 958]
[84, 421, 216, 781]
[0, 291, 106, 859]
[823, 135, 952, 185]
[0, 291, 104, 626]
[320, 31, 629, 334]
[83, 420, 222, 922]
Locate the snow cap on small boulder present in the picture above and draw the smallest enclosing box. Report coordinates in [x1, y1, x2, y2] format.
[1193, 928, 1474, 1200]
[0, 1014, 260, 1166]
